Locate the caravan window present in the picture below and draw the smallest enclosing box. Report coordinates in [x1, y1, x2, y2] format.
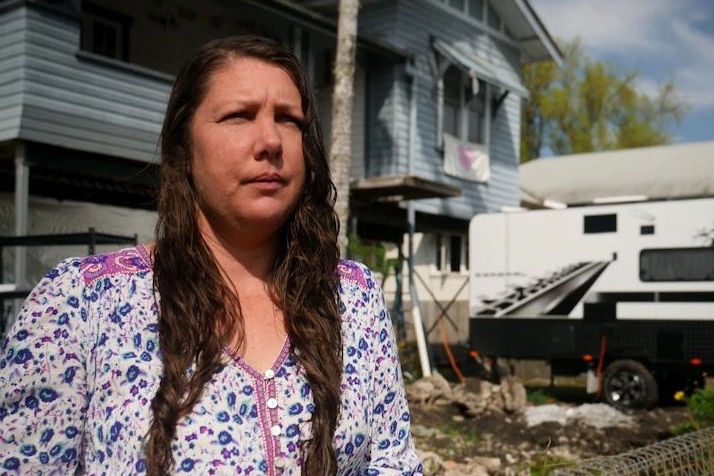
[640, 247, 714, 282]
[584, 214, 617, 233]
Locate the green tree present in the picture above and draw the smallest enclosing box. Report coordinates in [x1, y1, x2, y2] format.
[521, 38, 688, 162]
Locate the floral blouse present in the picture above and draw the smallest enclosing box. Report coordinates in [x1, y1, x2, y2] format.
[0, 245, 422, 475]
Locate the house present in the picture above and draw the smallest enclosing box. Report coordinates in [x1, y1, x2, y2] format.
[0, 0, 560, 340]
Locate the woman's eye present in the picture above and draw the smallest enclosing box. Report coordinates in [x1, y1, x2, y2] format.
[278, 115, 304, 128]
[222, 111, 248, 122]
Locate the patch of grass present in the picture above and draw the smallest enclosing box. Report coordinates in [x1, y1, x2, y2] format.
[671, 421, 696, 436]
[527, 388, 551, 406]
[397, 341, 423, 381]
[529, 453, 576, 476]
[524, 383, 593, 405]
[436, 423, 481, 443]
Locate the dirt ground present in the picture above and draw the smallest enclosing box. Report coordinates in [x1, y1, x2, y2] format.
[408, 383, 692, 470]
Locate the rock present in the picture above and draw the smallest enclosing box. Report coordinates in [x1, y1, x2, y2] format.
[418, 450, 445, 476]
[467, 456, 501, 473]
[407, 373, 454, 404]
[449, 377, 528, 417]
[412, 424, 440, 439]
[500, 376, 528, 413]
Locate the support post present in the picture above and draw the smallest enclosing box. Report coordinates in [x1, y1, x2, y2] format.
[9, 142, 29, 329]
[408, 204, 431, 377]
[14, 143, 29, 288]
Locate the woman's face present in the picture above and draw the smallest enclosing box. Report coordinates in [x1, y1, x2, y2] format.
[190, 56, 306, 246]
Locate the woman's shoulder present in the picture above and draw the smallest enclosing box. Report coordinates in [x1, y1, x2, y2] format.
[76, 244, 152, 287]
[337, 259, 378, 292]
[38, 245, 152, 297]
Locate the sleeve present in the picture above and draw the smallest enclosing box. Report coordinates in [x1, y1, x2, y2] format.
[0, 259, 91, 475]
[365, 273, 423, 475]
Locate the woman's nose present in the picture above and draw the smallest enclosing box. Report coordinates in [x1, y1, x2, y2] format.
[255, 116, 282, 160]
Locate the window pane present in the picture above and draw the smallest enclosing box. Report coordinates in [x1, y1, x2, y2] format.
[468, 0, 484, 20]
[450, 235, 462, 272]
[640, 248, 714, 282]
[443, 67, 462, 138]
[467, 82, 485, 144]
[443, 68, 461, 102]
[584, 214, 617, 233]
[435, 234, 443, 271]
[444, 103, 459, 137]
[467, 108, 483, 144]
[487, 3, 501, 30]
[93, 21, 117, 58]
[449, 0, 465, 11]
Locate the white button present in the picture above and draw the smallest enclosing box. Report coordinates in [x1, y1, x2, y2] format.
[264, 369, 275, 379]
[274, 457, 285, 468]
[267, 398, 278, 409]
[270, 425, 281, 436]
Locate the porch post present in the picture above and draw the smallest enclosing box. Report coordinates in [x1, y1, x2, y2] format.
[408, 204, 432, 378]
[14, 141, 29, 291]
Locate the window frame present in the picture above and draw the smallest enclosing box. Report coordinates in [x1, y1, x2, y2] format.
[433, 232, 469, 274]
[437, 64, 491, 148]
[430, 0, 510, 38]
[80, 3, 131, 62]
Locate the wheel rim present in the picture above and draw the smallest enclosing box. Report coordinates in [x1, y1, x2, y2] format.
[606, 369, 647, 408]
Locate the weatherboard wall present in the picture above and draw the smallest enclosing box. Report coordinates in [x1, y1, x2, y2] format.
[0, 6, 24, 143]
[361, 0, 524, 220]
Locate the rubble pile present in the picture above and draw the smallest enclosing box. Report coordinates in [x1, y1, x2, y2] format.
[405, 374, 685, 476]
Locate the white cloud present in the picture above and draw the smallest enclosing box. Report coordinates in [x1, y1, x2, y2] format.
[530, 0, 714, 109]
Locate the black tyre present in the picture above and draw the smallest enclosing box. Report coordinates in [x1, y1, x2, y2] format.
[602, 359, 658, 409]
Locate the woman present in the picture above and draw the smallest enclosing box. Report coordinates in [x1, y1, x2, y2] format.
[0, 36, 422, 475]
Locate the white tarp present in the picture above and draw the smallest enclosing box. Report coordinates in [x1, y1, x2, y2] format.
[443, 133, 491, 183]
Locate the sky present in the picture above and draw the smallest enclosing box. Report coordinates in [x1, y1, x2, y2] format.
[529, 0, 714, 145]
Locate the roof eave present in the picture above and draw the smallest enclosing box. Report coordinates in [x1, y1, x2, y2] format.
[254, 0, 412, 61]
[511, 0, 563, 66]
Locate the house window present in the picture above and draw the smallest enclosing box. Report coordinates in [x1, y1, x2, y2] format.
[467, 0, 484, 20]
[81, 3, 131, 61]
[438, 0, 505, 34]
[486, 3, 501, 30]
[435, 233, 468, 273]
[435, 234, 443, 271]
[442, 65, 487, 145]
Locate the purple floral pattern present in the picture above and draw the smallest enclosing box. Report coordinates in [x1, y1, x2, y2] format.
[0, 245, 422, 475]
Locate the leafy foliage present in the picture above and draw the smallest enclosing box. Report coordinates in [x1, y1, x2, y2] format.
[687, 387, 714, 429]
[346, 233, 387, 276]
[673, 386, 714, 433]
[521, 38, 689, 161]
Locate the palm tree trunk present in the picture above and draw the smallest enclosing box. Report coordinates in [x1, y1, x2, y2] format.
[329, 0, 359, 257]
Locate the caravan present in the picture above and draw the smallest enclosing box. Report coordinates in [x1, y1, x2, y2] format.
[468, 197, 714, 408]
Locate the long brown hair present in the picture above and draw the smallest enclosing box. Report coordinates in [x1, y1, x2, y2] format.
[146, 35, 342, 475]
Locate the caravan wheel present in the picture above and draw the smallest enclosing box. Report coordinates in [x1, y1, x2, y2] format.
[602, 359, 658, 409]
